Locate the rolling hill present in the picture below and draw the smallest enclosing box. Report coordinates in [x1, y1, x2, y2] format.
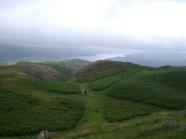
[75, 60, 146, 82]
[76, 60, 186, 109]
[0, 59, 91, 81]
[109, 51, 186, 67]
[1, 60, 186, 139]
[0, 60, 85, 136]
[48, 58, 91, 71]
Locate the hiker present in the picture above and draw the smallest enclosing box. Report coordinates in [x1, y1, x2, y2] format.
[84, 90, 87, 95]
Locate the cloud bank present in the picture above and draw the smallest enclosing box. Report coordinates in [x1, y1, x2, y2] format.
[1, 0, 186, 59]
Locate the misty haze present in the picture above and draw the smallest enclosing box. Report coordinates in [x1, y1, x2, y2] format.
[0, 0, 186, 139]
[1, 0, 186, 66]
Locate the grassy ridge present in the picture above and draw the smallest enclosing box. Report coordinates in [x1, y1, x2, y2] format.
[0, 59, 90, 82]
[107, 69, 186, 110]
[148, 69, 186, 90]
[76, 71, 118, 83]
[48, 58, 91, 71]
[104, 111, 148, 122]
[28, 79, 80, 94]
[0, 64, 83, 136]
[88, 73, 122, 91]
[65, 112, 186, 139]
[0, 88, 85, 136]
[1, 60, 186, 138]
[75, 60, 143, 83]
[48, 64, 73, 81]
[88, 69, 141, 91]
[99, 92, 166, 123]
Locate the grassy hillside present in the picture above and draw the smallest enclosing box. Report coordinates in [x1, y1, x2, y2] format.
[76, 60, 186, 110]
[88, 73, 123, 91]
[15, 62, 63, 81]
[1, 60, 186, 139]
[75, 60, 144, 82]
[0, 88, 85, 136]
[48, 58, 91, 71]
[107, 68, 186, 110]
[27, 79, 80, 94]
[98, 91, 166, 123]
[0, 58, 91, 82]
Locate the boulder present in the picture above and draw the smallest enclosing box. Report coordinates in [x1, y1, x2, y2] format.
[161, 120, 180, 129]
[36, 130, 53, 139]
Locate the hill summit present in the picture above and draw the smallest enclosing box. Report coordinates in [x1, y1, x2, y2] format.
[75, 60, 144, 82]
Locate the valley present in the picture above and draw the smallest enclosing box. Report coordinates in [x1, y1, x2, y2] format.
[0, 60, 186, 139]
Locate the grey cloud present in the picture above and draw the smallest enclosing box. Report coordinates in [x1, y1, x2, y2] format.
[1, 0, 186, 62]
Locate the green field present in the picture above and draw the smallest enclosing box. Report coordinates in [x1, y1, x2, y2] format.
[88, 73, 122, 90]
[27, 79, 80, 94]
[100, 92, 166, 123]
[0, 88, 85, 136]
[107, 69, 186, 110]
[1, 60, 186, 139]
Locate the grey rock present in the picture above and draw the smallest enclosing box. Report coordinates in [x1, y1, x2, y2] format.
[162, 120, 180, 129]
[36, 130, 53, 139]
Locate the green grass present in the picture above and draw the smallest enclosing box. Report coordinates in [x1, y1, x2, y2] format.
[0, 73, 84, 136]
[49, 64, 73, 81]
[27, 79, 80, 94]
[104, 111, 149, 123]
[107, 69, 186, 110]
[47, 58, 91, 71]
[88, 73, 122, 91]
[148, 69, 186, 90]
[99, 91, 166, 123]
[75, 60, 143, 83]
[65, 112, 186, 139]
[2, 60, 186, 139]
[76, 71, 118, 83]
[0, 88, 85, 136]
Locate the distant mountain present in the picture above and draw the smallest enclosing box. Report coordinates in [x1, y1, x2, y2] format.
[108, 51, 186, 67]
[0, 44, 43, 60]
[48, 58, 91, 71]
[0, 44, 59, 64]
[0, 59, 91, 81]
[0, 44, 97, 64]
[14, 62, 64, 81]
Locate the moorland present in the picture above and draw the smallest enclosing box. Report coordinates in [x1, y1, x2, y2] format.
[0, 59, 186, 139]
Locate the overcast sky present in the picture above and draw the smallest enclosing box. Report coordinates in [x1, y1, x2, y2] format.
[1, 0, 186, 59]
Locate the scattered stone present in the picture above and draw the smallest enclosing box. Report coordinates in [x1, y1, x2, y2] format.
[161, 120, 180, 129]
[36, 130, 53, 139]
